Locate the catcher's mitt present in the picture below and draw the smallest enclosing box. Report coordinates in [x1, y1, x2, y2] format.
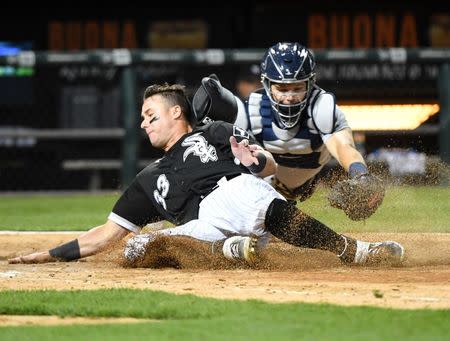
[328, 174, 385, 221]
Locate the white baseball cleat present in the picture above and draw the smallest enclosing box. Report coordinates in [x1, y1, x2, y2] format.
[124, 233, 155, 262]
[222, 236, 258, 263]
[354, 240, 405, 265]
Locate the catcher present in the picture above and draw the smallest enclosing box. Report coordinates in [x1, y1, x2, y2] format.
[8, 78, 404, 267]
[233, 42, 384, 221]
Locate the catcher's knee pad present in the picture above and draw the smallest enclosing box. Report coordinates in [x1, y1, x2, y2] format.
[271, 177, 318, 202]
[292, 177, 319, 202]
[271, 177, 297, 201]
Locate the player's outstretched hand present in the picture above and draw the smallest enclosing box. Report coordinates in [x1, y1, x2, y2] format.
[8, 251, 53, 264]
[230, 136, 259, 167]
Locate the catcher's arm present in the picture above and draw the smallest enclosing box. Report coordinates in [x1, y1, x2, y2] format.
[325, 129, 385, 220]
[324, 128, 365, 172]
[8, 220, 130, 264]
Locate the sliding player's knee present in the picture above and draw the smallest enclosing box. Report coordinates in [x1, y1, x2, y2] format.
[264, 198, 303, 239]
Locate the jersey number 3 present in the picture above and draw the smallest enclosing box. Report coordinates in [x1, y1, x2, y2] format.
[153, 174, 170, 210]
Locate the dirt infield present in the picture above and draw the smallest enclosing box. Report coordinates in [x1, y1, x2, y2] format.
[1, 232, 449, 312]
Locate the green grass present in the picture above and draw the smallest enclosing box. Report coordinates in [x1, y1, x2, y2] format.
[1, 188, 449, 339]
[300, 185, 450, 233]
[1, 186, 448, 232]
[0, 289, 448, 340]
[0, 194, 119, 230]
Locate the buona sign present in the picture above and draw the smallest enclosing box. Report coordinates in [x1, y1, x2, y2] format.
[308, 12, 418, 48]
[48, 21, 137, 50]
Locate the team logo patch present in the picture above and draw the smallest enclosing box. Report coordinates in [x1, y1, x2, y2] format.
[182, 132, 218, 163]
[233, 126, 250, 139]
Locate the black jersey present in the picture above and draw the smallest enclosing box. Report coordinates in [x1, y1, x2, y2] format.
[135, 121, 256, 225]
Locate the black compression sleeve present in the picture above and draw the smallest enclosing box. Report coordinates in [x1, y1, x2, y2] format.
[49, 239, 81, 261]
[265, 198, 355, 255]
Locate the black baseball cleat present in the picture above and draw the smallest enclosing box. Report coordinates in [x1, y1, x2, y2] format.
[354, 240, 405, 265]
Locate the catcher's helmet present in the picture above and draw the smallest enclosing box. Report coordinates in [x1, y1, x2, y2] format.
[192, 74, 237, 125]
[261, 42, 316, 128]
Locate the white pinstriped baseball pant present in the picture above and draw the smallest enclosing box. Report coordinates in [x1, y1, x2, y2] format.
[160, 173, 285, 247]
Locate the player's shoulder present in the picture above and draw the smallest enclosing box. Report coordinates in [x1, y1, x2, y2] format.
[136, 158, 162, 181]
[197, 120, 233, 132]
[309, 86, 337, 134]
[195, 120, 252, 143]
[195, 120, 234, 140]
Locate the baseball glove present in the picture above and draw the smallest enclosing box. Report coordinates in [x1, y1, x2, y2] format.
[328, 174, 385, 221]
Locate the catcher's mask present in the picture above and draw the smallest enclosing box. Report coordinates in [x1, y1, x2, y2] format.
[192, 74, 238, 125]
[261, 42, 316, 128]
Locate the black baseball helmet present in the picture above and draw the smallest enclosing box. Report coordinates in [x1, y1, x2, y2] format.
[192, 74, 238, 125]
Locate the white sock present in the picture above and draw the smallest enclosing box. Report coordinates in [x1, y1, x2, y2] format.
[337, 235, 349, 258]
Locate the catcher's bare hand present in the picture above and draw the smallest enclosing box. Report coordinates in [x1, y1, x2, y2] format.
[328, 173, 385, 221]
[8, 251, 53, 264]
[230, 136, 260, 167]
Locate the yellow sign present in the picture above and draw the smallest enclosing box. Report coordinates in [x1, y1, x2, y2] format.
[148, 20, 208, 49]
[341, 104, 439, 130]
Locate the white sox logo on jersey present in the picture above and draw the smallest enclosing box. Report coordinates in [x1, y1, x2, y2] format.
[233, 125, 250, 139]
[182, 132, 218, 163]
[153, 174, 169, 210]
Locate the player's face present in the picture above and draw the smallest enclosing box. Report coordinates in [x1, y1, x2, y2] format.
[141, 95, 175, 150]
[270, 82, 307, 104]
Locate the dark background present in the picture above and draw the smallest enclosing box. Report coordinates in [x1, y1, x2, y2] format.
[0, 3, 448, 190]
[1, 3, 449, 49]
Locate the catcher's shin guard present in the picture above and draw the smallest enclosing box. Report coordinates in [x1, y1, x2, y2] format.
[265, 199, 354, 256]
